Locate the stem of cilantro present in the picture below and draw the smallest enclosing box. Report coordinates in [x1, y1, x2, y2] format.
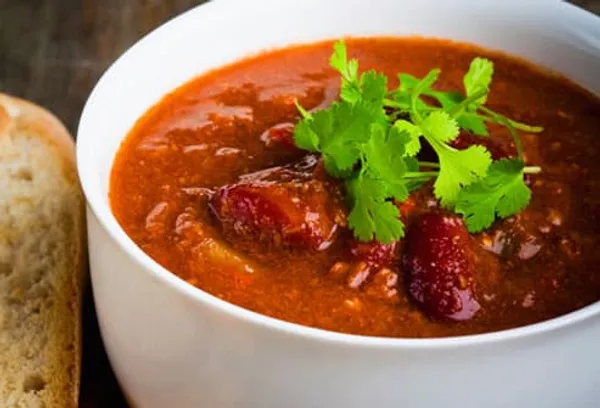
[410, 95, 423, 124]
[294, 99, 312, 119]
[480, 107, 525, 160]
[523, 166, 542, 174]
[449, 88, 489, 118]
[338, 64, 361, 96]
[479, 106, 543, 133]
[409, 70, 440, 124]
[384, 98, 438, 113]
[418, 161, 440, 168]
[383, 98, 409, 110]
[507, 122, 524, 161]
[404, 171, 439, 179]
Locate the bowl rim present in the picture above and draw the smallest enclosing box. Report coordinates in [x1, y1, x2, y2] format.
[77, 0, 600, 349]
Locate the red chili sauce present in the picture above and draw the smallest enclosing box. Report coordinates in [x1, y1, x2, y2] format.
[110, 38, 600, 338]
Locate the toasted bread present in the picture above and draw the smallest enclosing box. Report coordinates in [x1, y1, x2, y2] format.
[0, 93, 85, 407]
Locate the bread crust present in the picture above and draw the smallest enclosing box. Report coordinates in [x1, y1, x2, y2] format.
[0, 93, 85, 407]
[0, 93, 77, 181]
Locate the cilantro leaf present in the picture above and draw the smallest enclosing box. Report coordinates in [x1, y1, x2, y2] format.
[456, 159, 531, 232]
[485, 160, 532, 218]
[330, 40, 358, 82]
[372, 201, 405, 243]
[420, 111, 460, 143]
[395, 67, 492, 137]
[410, 94, 491, 208]
[365, 124, 406, 179]
[293, 119, 320, 152]
[398, 73, 462, 110]
[404, 156, 420, 172]
[346, 175, 377, 241]
[389, 90, 428, 114]
[293, 106, 335, 152]
[430, 90, 463, 111]
[294, 100, 381, 177]
[318, 101, 379, 146]
[457, 113, 489, 136]
[361, 70, 388, 105]
[398, 73, 419, 91]
[411, 69, 440, 104]
[346, 173, 404, 244]
[434, 145, 492, 208]
[330, 40, 361, 104]
[319, 102, 371, 176]
[463, 57, 494, 108]
[393, 120, 422, 156]
[364, 123, 410, 201]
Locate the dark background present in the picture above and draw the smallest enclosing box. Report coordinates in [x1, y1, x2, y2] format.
[0, 1, 598, 406]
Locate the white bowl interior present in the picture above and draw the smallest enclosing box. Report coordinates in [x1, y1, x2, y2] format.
[77, 0, 600, 344]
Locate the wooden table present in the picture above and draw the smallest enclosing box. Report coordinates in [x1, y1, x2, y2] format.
[0, 1, 598, 406]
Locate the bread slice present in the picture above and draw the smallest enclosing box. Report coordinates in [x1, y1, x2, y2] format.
[0, 93, 85, 407]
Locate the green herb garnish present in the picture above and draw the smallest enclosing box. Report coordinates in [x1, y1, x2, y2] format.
[455, 159, 541, 232]
[293, 40, 543, 242]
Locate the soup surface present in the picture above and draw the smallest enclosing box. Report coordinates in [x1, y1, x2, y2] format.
[110, 38, 600, 338]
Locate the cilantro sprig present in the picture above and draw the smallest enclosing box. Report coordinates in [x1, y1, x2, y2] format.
[455, 159, 541, 232]
[293, 40, 543, 242]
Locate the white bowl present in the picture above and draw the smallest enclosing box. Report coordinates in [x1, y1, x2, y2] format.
[76, 1, 600, 407]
